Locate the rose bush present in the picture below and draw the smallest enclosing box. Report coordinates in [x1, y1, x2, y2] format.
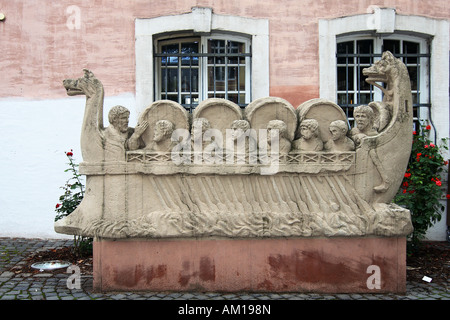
[394, 124, 449, 252]
[55, 150, 92, 257]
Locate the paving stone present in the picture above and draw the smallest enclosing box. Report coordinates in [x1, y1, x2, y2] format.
[0, 271, 15, 278]
[1, 237, 449, 301]
[33, 273, 53, 278]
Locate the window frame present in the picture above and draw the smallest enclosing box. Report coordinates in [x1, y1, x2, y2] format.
[319, 10, 448, 145]
[135, 8, 269, 114]
[336, 34, 430, 127]
[154, 33, 252, 111]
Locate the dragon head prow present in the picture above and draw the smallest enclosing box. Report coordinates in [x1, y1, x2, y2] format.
[363, 51, 402, 84]
[63, 68, 103, 97]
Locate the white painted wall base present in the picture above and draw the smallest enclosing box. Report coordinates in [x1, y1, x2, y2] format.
[0, 94, 137, 239]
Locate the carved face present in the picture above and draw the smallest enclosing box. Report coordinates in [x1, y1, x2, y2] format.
[113, 113, 129, 133]
[330, 126, 345, 141]
[354, 112, 370, 131]
[230, 120, 249, 141]
[153, 127, 164, 142]
[300, 125, 313, 140]
[153, 122, 172, 142]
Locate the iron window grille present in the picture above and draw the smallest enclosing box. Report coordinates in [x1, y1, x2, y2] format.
[154, 38, 252, 113]
[336, 39, 432, 137]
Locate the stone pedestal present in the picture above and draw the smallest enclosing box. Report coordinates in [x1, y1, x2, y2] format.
[93, 237, 406, 293]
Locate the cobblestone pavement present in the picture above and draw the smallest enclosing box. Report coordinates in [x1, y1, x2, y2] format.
[0, 237, 448, 301]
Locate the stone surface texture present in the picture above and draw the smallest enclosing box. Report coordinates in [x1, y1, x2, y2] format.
[55, 51, 413, 240]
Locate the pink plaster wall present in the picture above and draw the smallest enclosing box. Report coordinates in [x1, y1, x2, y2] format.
[0, 0, 448, 107]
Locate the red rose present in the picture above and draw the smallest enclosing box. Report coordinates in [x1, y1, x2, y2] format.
[66, 152, 73, 157]
[404, 173, 411, 178]
[426, 125, 431, 130]
[56, 203, 61, 208]
[413, 131, 417, 135]
[446, 194, 450, 199]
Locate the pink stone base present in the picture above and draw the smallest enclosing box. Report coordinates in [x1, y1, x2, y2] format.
[93, 237, 406, 293]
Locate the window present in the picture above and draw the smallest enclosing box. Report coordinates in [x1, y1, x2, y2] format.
[154, 35, 252, 112]
[135, 9, 269, 113]
[320, 10, 448, 147]
[336, 35, 430, 128]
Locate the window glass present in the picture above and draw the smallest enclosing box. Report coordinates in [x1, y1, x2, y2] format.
[336, 37, 427, 126]
[156, 36, 250, 109]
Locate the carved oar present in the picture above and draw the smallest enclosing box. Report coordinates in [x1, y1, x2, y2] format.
[175, 175, 200, 214]
[161, 177, 190, 212]
[306, 176, 331, 213]
[241, 176, 263, 214]
[148, 176, 172, 211]
[224, 176, 246, 213]
[213, 175, 237, 212]
[288, 175, 310, 214]
[203, 176, 228, 212]
[185, 177, 210, 214]
[253, 176, 271, 212]
[274, 175, 299, 213]
[324, 175, 353, 215]
[258, 176, 279, 212]
[235, 176, 254, 213]
[196, 176, 220, 212]
[342, 175, 373, 213]
[268, 176, 292, 213]
[298, 176, 320, 213]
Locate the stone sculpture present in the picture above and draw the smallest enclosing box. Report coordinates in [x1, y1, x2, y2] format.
[292, 119, 324, 151]
[324, 120, 355, 152]
[62, 69, 148, 162]
[55, 51, 413, 240]
[350, 105, 378, 147]
[229, 119, 257, 164]
[148, 120, 176, 152]
[265, 119, 291, 155]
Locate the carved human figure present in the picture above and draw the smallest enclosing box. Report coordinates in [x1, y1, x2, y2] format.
[230, 120, 257, 153]
[103, 105, 148, 160]
[149, 120, 176, 152]
[190, 117, 223, 163]
[350, 105, 378, 147]
[292, 119, 323, 151]
[228, 120, 257, 163]
[324, 120, 355, 152]
[191, 117, 212, 151]
[350, 105, 390, 193]
[265, 119, 292, 155]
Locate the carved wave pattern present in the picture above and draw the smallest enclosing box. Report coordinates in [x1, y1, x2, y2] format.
[82, 174, 412, 239]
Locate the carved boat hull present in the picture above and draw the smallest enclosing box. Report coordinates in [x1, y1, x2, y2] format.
[56, 54, 414, 240]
